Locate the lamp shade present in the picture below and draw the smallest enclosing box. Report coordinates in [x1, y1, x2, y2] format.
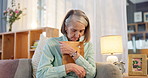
[100, 35, 123, 54]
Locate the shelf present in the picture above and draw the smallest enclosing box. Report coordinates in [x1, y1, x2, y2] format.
[30, 49, 35, 51]
[30, 49, 35, 58]
[137, 23, 146, 32]
[0, 35, 2, 54]
[15, 32, 29, 59]
[30, 30, 42, 50]
[128, 49, 148, 56]
[3, 34, 14, 59]
[0, 27, 59, 60]
[128, 22, 148, 41]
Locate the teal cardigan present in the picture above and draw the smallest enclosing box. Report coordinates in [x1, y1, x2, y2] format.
[36, 36, 96, 78]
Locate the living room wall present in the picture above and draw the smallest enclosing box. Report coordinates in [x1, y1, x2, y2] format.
[127, 1, 148, 24]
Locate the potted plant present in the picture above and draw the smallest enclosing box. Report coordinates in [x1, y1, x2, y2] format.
[3, 8, 23, 31]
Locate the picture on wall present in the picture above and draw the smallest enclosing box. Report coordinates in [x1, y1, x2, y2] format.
[144, 12, 148, 22]
[128, 54, 147, 76]
[134, 12, 142, 22]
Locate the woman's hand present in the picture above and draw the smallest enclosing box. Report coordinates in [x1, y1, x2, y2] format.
[59, 41, 76, 55]
[65, 63, 86, 78]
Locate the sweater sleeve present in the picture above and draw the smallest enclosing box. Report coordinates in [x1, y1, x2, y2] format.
[36, 42, 67, 78]
[75, 42, 96, 78]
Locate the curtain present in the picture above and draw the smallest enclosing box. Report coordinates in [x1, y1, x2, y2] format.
[0, 0, 7, 33]
[96, 0, 128, 72]
[42, 0, 128, 72]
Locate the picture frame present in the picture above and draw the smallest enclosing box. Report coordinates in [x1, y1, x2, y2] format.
[128, 54, 147, 76]
[144, 12, 148, 22]
[134, 12, 142, 22]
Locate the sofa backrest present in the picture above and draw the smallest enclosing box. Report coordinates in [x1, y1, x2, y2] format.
[0, 59, 123, 78]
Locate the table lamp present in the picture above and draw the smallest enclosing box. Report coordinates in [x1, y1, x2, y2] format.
[100, 35, 123, 63]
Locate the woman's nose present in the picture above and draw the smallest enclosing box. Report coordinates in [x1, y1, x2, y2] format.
[75, 32, 80, 37]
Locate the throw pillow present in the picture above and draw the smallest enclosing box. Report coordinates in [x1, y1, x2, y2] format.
[31, 34, 48, 78]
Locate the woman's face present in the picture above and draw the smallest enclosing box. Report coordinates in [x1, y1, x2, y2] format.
[65, 21, 85, 41]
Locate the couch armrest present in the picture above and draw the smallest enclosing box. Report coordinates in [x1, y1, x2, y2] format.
[0, 59, 33, 78]
[14, 59, 33, 78]
[95, 62, 123, 78]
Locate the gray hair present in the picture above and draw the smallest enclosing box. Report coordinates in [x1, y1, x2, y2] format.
[65, 15, 88, 27]
[61, 10, 90, 43]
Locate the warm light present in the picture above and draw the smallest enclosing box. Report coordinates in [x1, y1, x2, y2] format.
[100, 35, 123, 54]
[100, 35, 123, 63]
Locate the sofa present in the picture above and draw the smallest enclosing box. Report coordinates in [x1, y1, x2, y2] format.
[0, 59, 122, 78]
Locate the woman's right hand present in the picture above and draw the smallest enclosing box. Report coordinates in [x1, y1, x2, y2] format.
[65, 63, 86, 78]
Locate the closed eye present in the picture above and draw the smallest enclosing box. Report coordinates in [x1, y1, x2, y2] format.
[71, 29, 77, 32]
[80, 30, 84, 33]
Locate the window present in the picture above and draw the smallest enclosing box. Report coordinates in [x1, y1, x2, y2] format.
[37, 0, 47, 27]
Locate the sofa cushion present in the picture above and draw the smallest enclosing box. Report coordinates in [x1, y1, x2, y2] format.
[31, 34, 48, 78]
[0, 59, 32, 78]
[0, 59, 19, 78]
[14, 59, 32, 78]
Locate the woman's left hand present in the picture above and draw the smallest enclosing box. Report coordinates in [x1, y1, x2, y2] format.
[59, 41, 76, 55]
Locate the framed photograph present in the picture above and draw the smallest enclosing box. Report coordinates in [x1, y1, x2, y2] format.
[144, 12, 148, 22]
[128, 54, 147, 76]
[134, 12, 142, 22]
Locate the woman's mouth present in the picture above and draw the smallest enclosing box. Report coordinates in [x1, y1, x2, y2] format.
[71, 37, 79, 41]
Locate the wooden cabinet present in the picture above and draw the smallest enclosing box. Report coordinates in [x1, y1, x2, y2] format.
[128, 22, 148, 41]
[128, 22, 148, 54]
[0, 27, 59, 59]
[0, 35, 2, 60]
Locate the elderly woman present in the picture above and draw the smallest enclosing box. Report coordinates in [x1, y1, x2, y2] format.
[36, 10, 96, 78]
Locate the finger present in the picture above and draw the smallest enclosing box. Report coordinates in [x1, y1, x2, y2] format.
[78, 67, 85, 78]
[79, 71, 84, 78]
[76, 69, 83, 78]
[60, 44, 63, 48]
[81, 71, 85, 78]
[71, 64, 84, 77]
[59, 41, 65, 44]
[73, 68, 82, 77]
[81, 69, 86, 76]
[59, 41, 63, 44]
[59, 44, 63, 50]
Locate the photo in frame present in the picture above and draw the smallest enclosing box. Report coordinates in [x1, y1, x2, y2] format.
[128, 54, 147, 76]
[134, 12, 142, 22]
[144, 12, 148, 22]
